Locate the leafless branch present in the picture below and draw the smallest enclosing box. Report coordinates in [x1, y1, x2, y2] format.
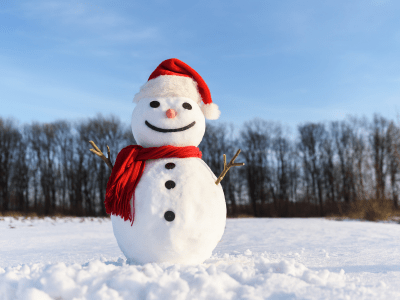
[215, 149, 244, 185]
[89, 140, 113, 171]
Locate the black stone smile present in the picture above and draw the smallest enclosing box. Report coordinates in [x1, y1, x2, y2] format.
[145, 121, 196, 133]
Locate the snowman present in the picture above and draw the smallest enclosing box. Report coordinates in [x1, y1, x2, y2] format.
[89, 58, 243, 264]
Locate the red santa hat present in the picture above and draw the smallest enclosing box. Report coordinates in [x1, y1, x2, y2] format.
[133, 58, 220, 120]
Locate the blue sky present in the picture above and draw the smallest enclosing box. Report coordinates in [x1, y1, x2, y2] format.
[1, 0, 400, 130]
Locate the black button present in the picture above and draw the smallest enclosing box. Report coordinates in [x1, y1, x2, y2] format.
[165, 163, 175, 169]
[164, 211, 175, 222]
[165, 180, 175, 189]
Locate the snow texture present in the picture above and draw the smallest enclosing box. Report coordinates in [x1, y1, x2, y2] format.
[1, 217, 400, 299]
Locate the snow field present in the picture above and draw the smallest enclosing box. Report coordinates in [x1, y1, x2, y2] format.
[1, 253, 347, 300]
[1, 217, 400, 299]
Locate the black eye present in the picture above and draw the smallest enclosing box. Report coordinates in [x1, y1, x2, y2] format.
[150, 101, 160, 108]
[182, 102, 192, 110]
[164, 211, 175, 222]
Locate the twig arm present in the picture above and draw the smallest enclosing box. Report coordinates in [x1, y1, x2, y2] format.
[89, 140, 113, 171]
[107, 145, 112, 163]
[215, 149, 245, 185]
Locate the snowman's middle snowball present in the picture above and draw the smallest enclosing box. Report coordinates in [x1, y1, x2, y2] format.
[131, 97, 205, 148]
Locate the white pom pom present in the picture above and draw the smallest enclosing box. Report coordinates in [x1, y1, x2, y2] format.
[201, 103, 220, 120]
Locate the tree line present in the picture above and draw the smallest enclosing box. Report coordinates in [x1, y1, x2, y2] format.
[0, 114, 399, 219]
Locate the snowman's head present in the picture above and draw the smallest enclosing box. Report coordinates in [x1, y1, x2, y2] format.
[132, 96, 206, 147]
[131, 58, 220, 147]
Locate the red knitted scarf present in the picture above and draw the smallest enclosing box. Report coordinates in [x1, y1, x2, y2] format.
[105, 145, 202, 223]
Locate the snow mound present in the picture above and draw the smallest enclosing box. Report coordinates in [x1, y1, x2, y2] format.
[0, 252, 348, 300]
[1, 217, 400, 299]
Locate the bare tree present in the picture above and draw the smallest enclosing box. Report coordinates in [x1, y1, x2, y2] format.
[370, 115, 389, 201]
[320, 125, 337, 206]
[29, 123, 59, 215]
[0, 118, 21, 211]
[298, 123, 326, 216]
[272, 129, 295, 216]
[331, 121, 357, 204]
[387, 121, 400, 207]
[11, 133, 29, 212]
[240, 119, 275, 217]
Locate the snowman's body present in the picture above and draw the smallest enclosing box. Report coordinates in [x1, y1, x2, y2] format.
[112, 157, 226, 264]
[110, 90, 227, 264]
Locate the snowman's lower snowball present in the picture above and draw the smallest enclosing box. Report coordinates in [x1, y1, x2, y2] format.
[111, 157, 226, 264]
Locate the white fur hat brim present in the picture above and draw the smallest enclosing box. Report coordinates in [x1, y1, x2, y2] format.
[133, 75, 201, 104]
[133, 75, 220, 120]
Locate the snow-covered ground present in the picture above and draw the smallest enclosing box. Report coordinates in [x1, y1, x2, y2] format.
[1, 217, 399, 300]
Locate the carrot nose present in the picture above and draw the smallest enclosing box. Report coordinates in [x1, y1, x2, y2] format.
[166, 109, 177, 119]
